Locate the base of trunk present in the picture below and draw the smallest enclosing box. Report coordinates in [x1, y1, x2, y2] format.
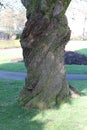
[18, 84, 70, 109]
[18, 84, 81, 109]
[18, 43, 70, 109]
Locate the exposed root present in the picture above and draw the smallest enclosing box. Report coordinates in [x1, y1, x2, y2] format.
[69, 85, 81, 98]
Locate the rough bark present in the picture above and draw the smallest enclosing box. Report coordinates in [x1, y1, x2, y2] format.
[19, 0, 71, 109]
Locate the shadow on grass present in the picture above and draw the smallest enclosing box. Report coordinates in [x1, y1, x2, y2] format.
[0, 62, 26, 72]
[0, 103, 44, 130]
[0, 79, 44, 130]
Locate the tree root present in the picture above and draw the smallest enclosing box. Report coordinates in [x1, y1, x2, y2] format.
[69, 85, 82, 98]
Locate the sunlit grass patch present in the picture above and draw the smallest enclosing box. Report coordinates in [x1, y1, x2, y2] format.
[0, 40, 21, 49]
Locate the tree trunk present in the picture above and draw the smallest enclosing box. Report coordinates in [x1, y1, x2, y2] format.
[19, 0, 71, 109]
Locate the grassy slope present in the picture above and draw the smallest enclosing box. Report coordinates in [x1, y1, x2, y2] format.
[0, 79, 87, 130]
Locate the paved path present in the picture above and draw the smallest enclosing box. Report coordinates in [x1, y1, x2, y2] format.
[0, 70, 87, 80]
[66, 74, 87, 80]
[0, 70, 26, 80]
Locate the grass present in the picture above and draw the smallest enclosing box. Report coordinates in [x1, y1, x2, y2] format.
[0, 40, 87, 129]
[66, 65, 87, 74]
[0, 79, 87, 130]
[0, 40, 21, 49]
[0, 62, 26, 72]
[76, 48, 87, 56]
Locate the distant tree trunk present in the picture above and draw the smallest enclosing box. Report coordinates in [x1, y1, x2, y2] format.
[19, 0, 71, 109]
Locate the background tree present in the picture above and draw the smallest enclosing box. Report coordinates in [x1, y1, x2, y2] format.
[19, 0, 71, 109]
[0, 0, 26, 38]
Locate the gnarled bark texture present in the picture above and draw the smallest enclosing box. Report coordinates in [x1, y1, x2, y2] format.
[19, 0, 71, 109]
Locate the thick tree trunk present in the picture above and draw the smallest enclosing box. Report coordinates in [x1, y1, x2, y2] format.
[19, 0, 71, 109]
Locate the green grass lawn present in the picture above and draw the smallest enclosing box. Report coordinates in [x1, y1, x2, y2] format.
[0, 79, 87, 130]
[0, 62, 26, 72]
[76, 48, 87, 56]
[0, 40, 21, 49]
[66, 65, 87, 74]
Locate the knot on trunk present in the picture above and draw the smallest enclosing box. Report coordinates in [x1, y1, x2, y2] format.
[22, 14, 50, 40]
